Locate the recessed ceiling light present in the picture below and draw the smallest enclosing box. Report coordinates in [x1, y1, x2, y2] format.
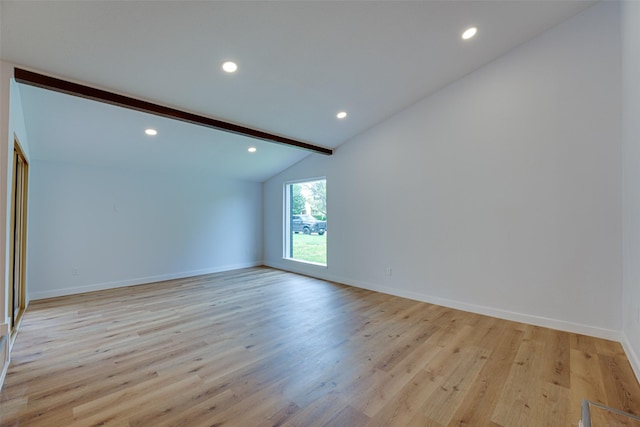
[222, 61, 238, 73]
[336, 111, 347, 119]
[462, 27, 477, 40]
[248, 147, 257, 153]
[145, 128, 158, 136]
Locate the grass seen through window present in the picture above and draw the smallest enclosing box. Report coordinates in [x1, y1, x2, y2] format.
[292, 233, 326, 265]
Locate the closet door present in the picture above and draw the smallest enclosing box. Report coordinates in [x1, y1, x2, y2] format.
[9, 139, 28, 341]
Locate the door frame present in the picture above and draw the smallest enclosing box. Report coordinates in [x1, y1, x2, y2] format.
[8, 136, 28, 344]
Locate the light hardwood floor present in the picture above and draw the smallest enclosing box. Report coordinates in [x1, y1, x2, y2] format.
[1, 267, 639, 426]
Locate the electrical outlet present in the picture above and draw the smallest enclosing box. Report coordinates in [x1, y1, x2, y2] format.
[636, 306, 640, 325]
[72, 268, 79, 276]
[385, 267, 392, 276]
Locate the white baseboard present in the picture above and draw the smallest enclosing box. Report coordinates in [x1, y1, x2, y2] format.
[29, 261, 263, 300]
[344, 277, 621, 341]
[264, 260, 621, 342]
[0, 335, 9, 392]
[621, 333, 640, 383]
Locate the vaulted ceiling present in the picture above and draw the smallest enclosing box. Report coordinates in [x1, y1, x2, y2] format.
[1, 1, 595, 181]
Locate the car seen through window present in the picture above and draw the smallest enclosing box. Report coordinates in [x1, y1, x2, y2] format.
[291, 215, 326, 235]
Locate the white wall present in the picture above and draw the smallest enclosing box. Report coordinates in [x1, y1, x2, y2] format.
[27, 161, 262, 299]
[0, 61, 11, 391]
[264, 2, 622, 339]
[622, 0, 640, 380]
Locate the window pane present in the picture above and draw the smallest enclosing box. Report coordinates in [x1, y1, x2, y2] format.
[285, 179, 326, 265]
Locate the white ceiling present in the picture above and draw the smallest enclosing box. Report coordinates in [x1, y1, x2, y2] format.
[0, 0, 596, 181]
[17, 84, 311, 181]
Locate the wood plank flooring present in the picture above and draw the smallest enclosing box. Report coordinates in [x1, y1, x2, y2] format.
[1, 267, 639, 426]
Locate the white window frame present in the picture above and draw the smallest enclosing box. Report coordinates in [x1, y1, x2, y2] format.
[283, 177, 327, 266]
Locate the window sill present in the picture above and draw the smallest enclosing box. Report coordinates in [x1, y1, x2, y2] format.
[282, 258, 328, 268]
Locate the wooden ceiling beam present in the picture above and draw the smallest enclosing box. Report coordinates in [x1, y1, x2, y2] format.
[14, 68, 333, 156]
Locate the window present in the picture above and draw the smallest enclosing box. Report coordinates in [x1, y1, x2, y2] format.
[284, 178, 327, 265]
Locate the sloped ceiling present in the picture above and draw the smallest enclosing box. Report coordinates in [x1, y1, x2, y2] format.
[1, 1, 595, 181]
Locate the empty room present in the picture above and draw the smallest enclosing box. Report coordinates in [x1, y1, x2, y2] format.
[1, 1, 640, 425]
